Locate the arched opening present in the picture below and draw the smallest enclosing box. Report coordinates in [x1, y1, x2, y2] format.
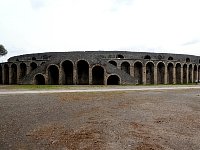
[198, 66, 200, 81]
[121, 62, 130, 74]
[11, 64, 17, 84]
[157, 62, 165, 84]
[35, 74, 45, 85]
[32, 57, 36, 60]
[144, 55, 151, 59]
[167, 63, 174, 84]
[92, 66, 104, 85]
[146, 62, 154, 84]
[30, 62, 37, 72]
[4, 64, 9, 84]
[175, 63, 181, 84]
[62, 60, 73, 85]
[48, 65, 59, 85]
[183, 64, 187, 84]
[107, 75, 120, 85]
[186, 58, 190, 63]
[188, 64, 193, 83]
[193, 65, 197, 82]
[109, 60, 117, 67]
[134, 62, 143, 84]
[19, 63, 27, 80]
[77, 60, 89, 85]
[168, 57, 173, 60]
[116, 54, 124, 59]
[0, 65, 2, 84]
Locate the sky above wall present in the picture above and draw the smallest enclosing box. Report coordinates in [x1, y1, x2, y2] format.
[1, 0, 200, 62]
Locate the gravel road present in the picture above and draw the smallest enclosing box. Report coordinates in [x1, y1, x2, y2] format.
[0, 86, 200, 149]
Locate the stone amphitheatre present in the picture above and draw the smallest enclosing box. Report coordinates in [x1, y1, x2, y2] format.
[0, 51, 199, 85]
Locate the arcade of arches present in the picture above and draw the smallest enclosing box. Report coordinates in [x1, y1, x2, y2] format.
[0, 60, 200, 85]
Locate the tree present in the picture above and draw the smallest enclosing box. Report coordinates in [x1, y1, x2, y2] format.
[0, 44, 8, 56]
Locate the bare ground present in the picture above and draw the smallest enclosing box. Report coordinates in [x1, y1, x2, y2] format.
[0, 88, 200, 149]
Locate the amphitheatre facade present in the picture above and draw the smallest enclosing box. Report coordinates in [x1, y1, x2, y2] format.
[0, 51, 200, 85]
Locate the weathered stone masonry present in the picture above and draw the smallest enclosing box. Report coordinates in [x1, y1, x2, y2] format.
[0, 51, 200, 85]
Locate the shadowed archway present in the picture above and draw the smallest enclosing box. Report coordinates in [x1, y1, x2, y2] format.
[92, 66, 104, 85]
[30, 62, 37, 72]
[121, 62, 130, 74]
[134, 62, 143, 84]
[193, 65, 197, 82]
[0, 65, 2, 84]
[188, 64, 192, 83]
[183, 64, 187, 84]
[35, 74, 45, 85]
[77, 60, 89, 85]
[11, 64, 17, 84]
[4, 64, 9, 84]
[109, 60, 117, 67]
[62, 60, 73, 85]
[107, 75, 120, 85]
[157, 62, 165, 84]
[48, 65, 59, 85]
[146, 62, 154, 84]
[20, 63, 27, 80]
[175, 63, 181, 84]
[167, 63, 174, 84]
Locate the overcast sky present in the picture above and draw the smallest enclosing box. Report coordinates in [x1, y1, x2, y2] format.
[1, 0, 200, 62]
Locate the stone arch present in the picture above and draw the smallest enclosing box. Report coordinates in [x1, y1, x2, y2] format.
[19, 63, 27, 80]
[116, 54, 124, 59]
[193, 65, 197, 82]
[157, 62, 165, 84]
[4, 64, 9, 84]
[34, 74, 45, 85]
[168, 57, 173, 60]
[186, 58, 190, 63]
[77, 60, 89, 85]
[48, 65, 59, 85]
[121, 61, 130, 74]
[61, 60, 73, 85]
[0, 65, 2, 84]
[11, 64, 17, 84]
[188, 64, 193, 83]
[183, 64, 187, 84]
[92, 66, 104, 85]
[134, 61, 143, 84]
[144, 55, 151, 59]
[30, 62, 37, 72]
[109, 60, 117, 66]
[107, 75, 120, 85]
[175, 63, 181, 84]
[167, 63, 174, 84]
[146, 62, 154, 84]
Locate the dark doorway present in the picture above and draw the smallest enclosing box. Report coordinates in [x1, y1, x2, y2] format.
[193, 65, 197, 82]
[0, 65, 2, 84]
[146, 62, 154, 84]
[107, 75, 120, 85]
[20, 63, 27, 80]
[4, 64, 9, 84]
[11, 64, 17, 84]
[121, 62, 130, 74]
[167, 63, 173, 84]
[35, 74, 45, 85]
[183, 64, 187, 84]
[176, 63, 181, 84]
[134, 62, 143, 84]
[109, 60, 117, 66]
[188, 64, 192, 83]
[30, 62, 37, 72]
[92, 66, 104, 85]
[157, 62, 165, 84]
[77, 60, 89, 85]
[62, 60, 73, 85]
[48, 65, 59, 85]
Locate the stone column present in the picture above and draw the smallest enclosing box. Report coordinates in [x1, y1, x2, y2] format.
[59, 66, 63, 85]
[130, 65, 134, 78]
[73, 66, 77, 85]
[181, 66, 183, 84]
[173, 66, 176, 84]
[164, 65, 168, 84]
[186, 65, 189, 84]
[191, 65, 194, 83]
[89, 67, 92, 85]
[154, 66, 157, 85]
[142, 66, 146, 85]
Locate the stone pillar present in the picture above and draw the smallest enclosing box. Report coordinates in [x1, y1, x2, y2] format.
[181, 66, 183, 84]
[173, 66, 176, 84]
[191, 65, 194, 83]
[73, 66, 77, 85]
[59, 66, 63, 85]
[130, 65, 134, 78]
[154, 66, 157, 85]
[186, 65, 189, 84]
[164, 65, 168, 84]
[142, 66, 146, 85]
[89, 67, 92, 85]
